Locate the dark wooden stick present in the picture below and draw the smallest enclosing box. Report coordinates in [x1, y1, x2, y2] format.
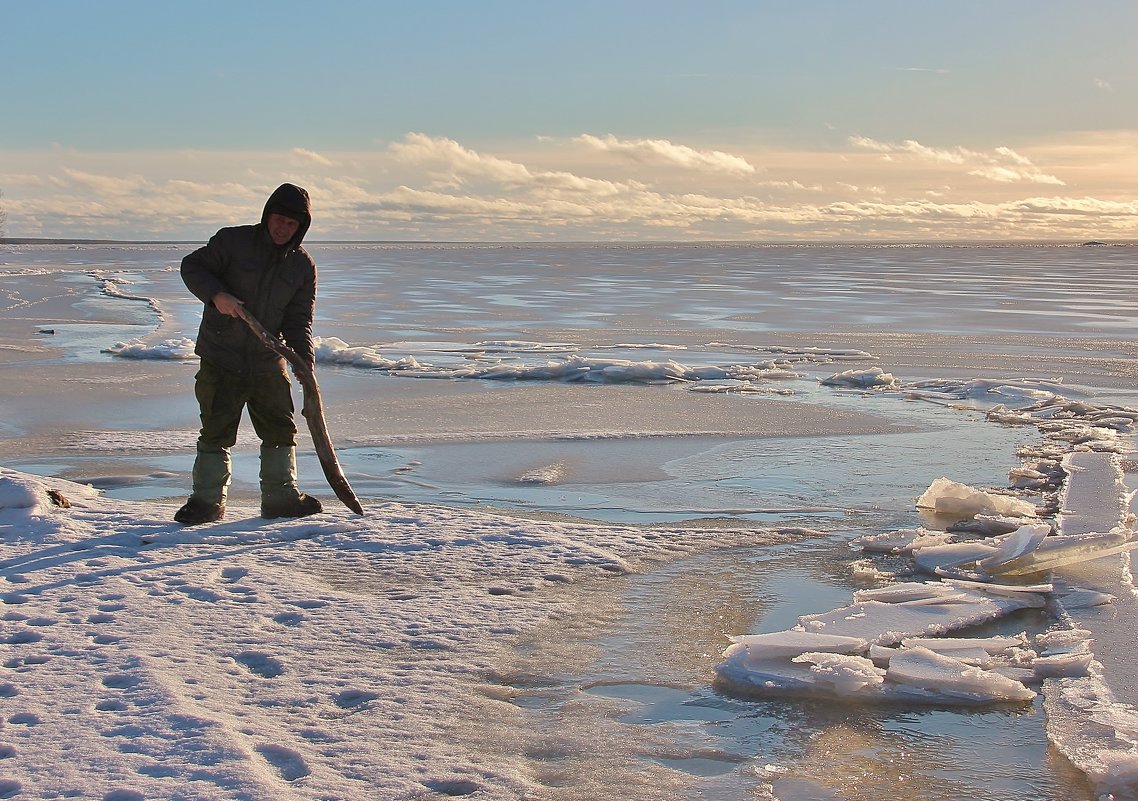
[233, 305, 364, 515]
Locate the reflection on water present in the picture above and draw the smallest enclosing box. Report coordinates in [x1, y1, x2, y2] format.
[498, 542, 1095, 801]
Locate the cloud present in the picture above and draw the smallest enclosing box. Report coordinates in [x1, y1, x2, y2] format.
[290, 148, 336, 167]
[575, 134, 757, 176]
[390, 133, 533, 186]
[3, 131, 1136, 241]
[848, 136, 971, 164]
[60, 168, 149, 195]
[849, 136, 1064, 185]
[967, 165, 1064, 185]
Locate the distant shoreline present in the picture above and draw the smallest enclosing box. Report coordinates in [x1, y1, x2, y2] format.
[1, 237, 1132, 248]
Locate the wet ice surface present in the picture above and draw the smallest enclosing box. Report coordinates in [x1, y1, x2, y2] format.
[503, 547, 1093, 801]
[3, 242, 1138, 799]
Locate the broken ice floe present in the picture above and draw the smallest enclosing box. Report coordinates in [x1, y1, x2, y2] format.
[718, 452, 1137, 707]
[916, 477, 1038, 519]
[820, 366, 897, 389]
[714, 580, 1084, 705]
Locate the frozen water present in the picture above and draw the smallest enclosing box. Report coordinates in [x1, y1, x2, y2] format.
[3, 242, 1138, 799]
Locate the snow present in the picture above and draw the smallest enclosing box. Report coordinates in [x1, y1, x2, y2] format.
[0, 466, 774, 800]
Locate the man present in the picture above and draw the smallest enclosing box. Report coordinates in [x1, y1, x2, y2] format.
[175, 183, 323, 525]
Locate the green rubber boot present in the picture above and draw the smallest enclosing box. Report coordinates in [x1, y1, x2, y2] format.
[260, 445, 323, 519]
[175, 448, 231, 525]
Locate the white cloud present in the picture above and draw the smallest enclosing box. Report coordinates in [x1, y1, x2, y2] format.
[3, 131, 1137, 242]
[290, 148, 336, 167]
[60, 168, 150, 195]
[849, 136, 1064, 185]
[575, 134, 757, 176]
[390, 133, 533, 185]
[968, 166, 1064, 185]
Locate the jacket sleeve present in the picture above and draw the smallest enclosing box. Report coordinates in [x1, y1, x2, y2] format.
[181, 232, 231, 306]
[280, 258, 317, 367]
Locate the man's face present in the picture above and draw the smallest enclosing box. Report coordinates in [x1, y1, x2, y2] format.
[267, 213, 301, 246]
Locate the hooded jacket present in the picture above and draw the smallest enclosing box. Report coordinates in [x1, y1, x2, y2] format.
[182, 183, 317, 376]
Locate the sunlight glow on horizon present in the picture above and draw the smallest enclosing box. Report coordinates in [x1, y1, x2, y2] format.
[2, 2, 1137, 242]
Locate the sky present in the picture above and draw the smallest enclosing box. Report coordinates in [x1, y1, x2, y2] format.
[3, 0, 1138, 242]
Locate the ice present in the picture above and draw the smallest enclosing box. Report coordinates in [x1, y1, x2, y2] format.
[985, 528, 1138, 577]
[883, 647, 1037, 703]
[724, 630, 870, 659]
[9, 243, 1138, 798]
[850, 527, 953, 554]
[916, 476, 1038, 518]
[104, 336, 196, 359]
[820, 366, 897, 389]
[797, 590, 1041, 644]
[977, 523, 1051, 571]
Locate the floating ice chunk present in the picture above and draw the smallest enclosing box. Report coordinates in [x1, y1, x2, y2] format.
[104, 337, 197, 360]
[942, 577, 1053, 599]
[911, 541, 999, 575]
[715, 654, 850, 696]
[791, 652, 886, 694]
[1032, 651, 1094, 678]
[851, 527, 953, 554]
[853, 581, 962, 604]
[799, 589, 1037, 645]
[985, 528, 1138, 577]
[724, 630, 869, 660]
[821, 367, 897, 389]
[946, 515, 1028, 537]
[901, 633, 1029, 653]
[884, 647, 1036, 703]
[849, 558, 894, 583]
[916, 477, 1038, 519]
[977, 524, 1051, 572]
[1057, 588, 1115, 608]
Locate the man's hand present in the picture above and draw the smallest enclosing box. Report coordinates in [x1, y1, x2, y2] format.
[211, 292, 244, 318]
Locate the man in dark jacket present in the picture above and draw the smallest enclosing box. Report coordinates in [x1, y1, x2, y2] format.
[175, 183, 323, 525]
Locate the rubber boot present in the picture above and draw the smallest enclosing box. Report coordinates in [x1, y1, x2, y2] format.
[259, 445, 323, 519]
[174, 448, 231, 525]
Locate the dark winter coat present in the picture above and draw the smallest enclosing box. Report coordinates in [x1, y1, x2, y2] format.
[182, 183, 317, 377]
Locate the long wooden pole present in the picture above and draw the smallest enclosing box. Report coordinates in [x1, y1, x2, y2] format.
[233, 305, 364, 515]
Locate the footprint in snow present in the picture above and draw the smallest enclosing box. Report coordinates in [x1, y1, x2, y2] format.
[102, 790, 145, 801]
[2, 631, 42, 645]
[255, 743, 310, 782]
[234, 651, 284, 679]
[220, 567, 248, 582]
[423, 778, 481, 797]
[333, 689, 379, 709]
[175, 585, 224, 603]
[102, 674, 140, 690]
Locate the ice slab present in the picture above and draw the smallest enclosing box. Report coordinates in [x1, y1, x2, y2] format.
[799, 585, 1042, 645]
[883, 647, 1036, 703]
[985, 529, 1138, 577]
[1058, 451, 1129, 536]
[916, 477, 1038, 518]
